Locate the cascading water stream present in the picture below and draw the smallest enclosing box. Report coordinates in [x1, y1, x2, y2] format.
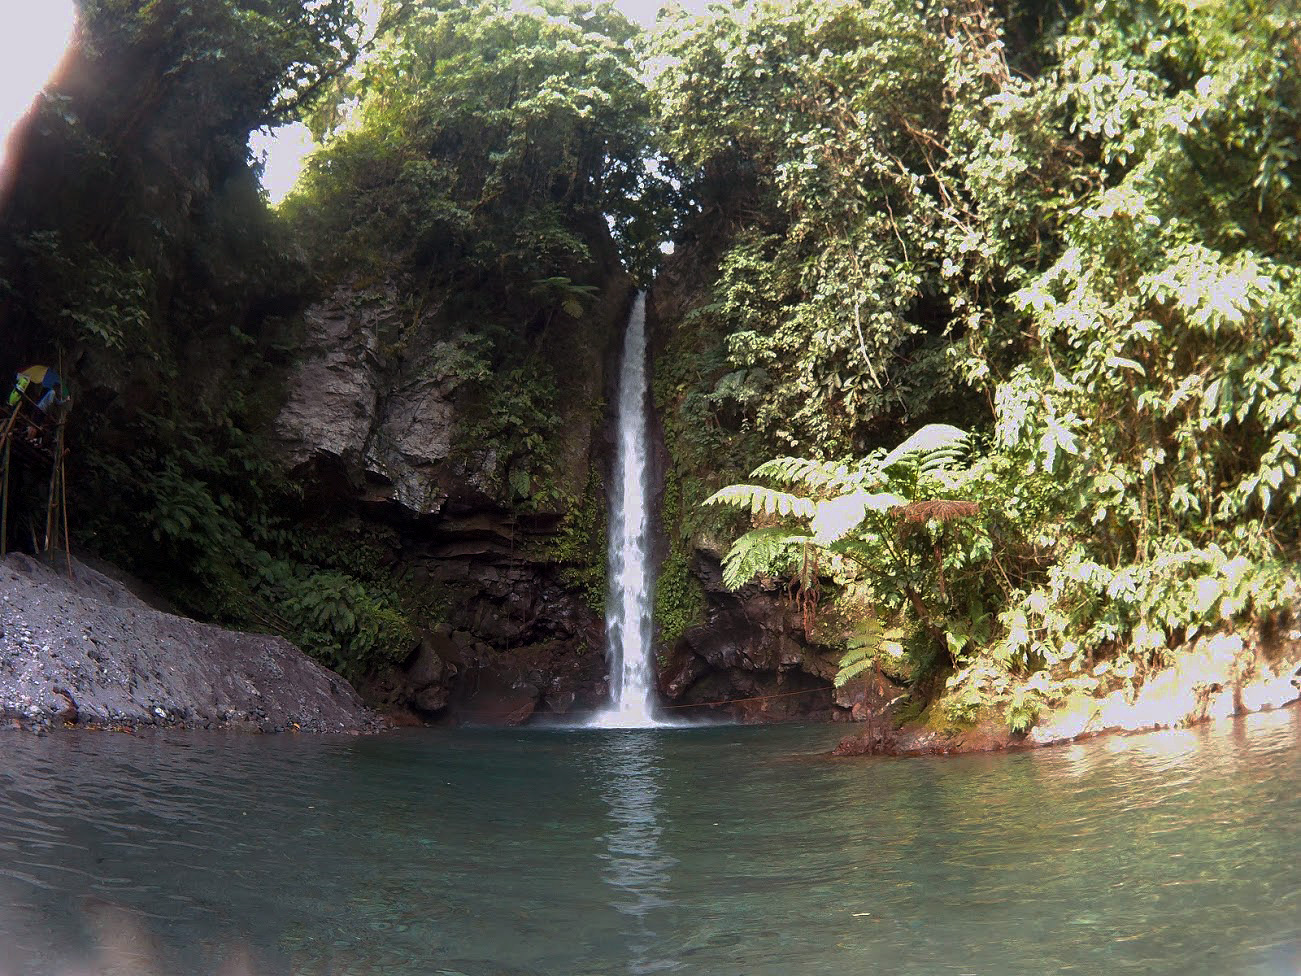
[591, 292, 661, 728]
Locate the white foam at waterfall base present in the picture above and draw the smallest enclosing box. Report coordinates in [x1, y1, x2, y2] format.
[590, 292, 663, 729]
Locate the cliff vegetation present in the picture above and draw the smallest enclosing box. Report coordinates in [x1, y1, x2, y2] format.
[1, 0, 1298, 730]
[652, 0, 1301, 731]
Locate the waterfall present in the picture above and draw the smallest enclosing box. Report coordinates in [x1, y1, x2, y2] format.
[591, 292, 660, 728]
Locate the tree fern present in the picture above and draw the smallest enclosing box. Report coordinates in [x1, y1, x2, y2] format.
[707, 424, 978, 639]
[720, 527, 810, 589]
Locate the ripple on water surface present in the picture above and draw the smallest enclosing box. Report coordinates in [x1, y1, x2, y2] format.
[0, 712, 1297, 976]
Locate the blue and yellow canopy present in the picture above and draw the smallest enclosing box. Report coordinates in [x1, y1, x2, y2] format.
[16, 366, 61, 390]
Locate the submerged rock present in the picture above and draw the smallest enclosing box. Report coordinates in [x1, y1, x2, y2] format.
[0, 554, 377, 733]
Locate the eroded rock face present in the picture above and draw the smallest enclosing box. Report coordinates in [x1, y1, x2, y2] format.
[401, 524, 611, 723]
[364, 366, 458, 513]
[361, 616, 608, 726]
[658, 557, 844, 723]
[274, 259, 633, 724]
[0, 555, 375, 732]
[275, 282, 462, 514]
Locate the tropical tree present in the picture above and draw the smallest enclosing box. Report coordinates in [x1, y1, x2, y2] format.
[286, 0, 667, 281]
[688, 0, 1301, 729]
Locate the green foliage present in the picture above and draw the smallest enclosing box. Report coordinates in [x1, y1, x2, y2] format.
[14, 231, 153, 352]
[650, 0, 993, 456]
[79, 406, 420, 680]
[704, 484, 815, 521]
[255, 560, 413, 678]
[716, 526, 810, 591]
[835, 614, 905, 689]
[946, 0, 1301, 718]
[78, 0, 361, 128]
[279, 0, 665, 519]
[654, 549, 706, 647]
[541, 465, 609, 614]
[708, 425, 986, 686]
[683, 0, 1301, 730]
[653, 469, 707, 645]
[532, 277, 601, 321]
[285, 0, 666, 279]
[457, 362, 564, 506]
[2, 0, 361, 364]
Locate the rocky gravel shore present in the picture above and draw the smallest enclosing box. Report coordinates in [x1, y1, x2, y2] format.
[0, 553, 377, 733]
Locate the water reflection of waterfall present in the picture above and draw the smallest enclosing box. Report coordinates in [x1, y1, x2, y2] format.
[592, 291, 660, 728]
[598, 732, 679, 975]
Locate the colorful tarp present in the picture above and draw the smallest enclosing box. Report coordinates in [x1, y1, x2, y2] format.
[17, 366, 61, 390]
[8, 366, 65, 409]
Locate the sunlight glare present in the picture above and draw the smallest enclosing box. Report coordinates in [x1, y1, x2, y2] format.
[0, 0, 78, 187]
[251, 122, 318, 206]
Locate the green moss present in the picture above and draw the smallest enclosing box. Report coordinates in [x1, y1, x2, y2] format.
[535, 463, 608, 614]
[655, 549, 706, 646]
[654, 470, 706, 645]
[895, 696, 987, 738]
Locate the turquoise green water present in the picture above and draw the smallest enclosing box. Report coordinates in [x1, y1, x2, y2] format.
[0, 711, 1297, 975]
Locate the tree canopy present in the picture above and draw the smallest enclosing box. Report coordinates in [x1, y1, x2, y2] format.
[285, 0, 667, 282]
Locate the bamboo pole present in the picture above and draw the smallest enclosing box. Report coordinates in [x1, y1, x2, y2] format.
[60, 424, 71, 578]
[0, 397, 25, 558]
[0, 400, 23, 446]
[1, 438, 9, 559]
[44, 420, 62, 554]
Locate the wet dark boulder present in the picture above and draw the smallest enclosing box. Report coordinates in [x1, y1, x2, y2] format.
[656, 562, 842, 723]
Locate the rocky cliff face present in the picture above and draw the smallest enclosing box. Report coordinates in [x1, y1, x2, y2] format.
[274, 244, 634, 725]
[275, 280, 460, 513]
[656, 558, 846, 723]
[645, 246, 852, 724]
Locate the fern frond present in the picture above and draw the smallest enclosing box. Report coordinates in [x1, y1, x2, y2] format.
[835, 651, 876, 687]
[810, 490, 907, 544]
[880, 424, 969, 470]
[918, 446, 967, 473]
[829, 536, 878, 569]
[835, 618, 905, 687]
[751, 456, 873, 492]
[835, 615, 883, 687]
[720, 527, 810, 590]
[704, 483, 815, 518]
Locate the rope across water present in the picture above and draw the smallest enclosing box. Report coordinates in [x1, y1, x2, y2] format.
[449, 683, 835, 720]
